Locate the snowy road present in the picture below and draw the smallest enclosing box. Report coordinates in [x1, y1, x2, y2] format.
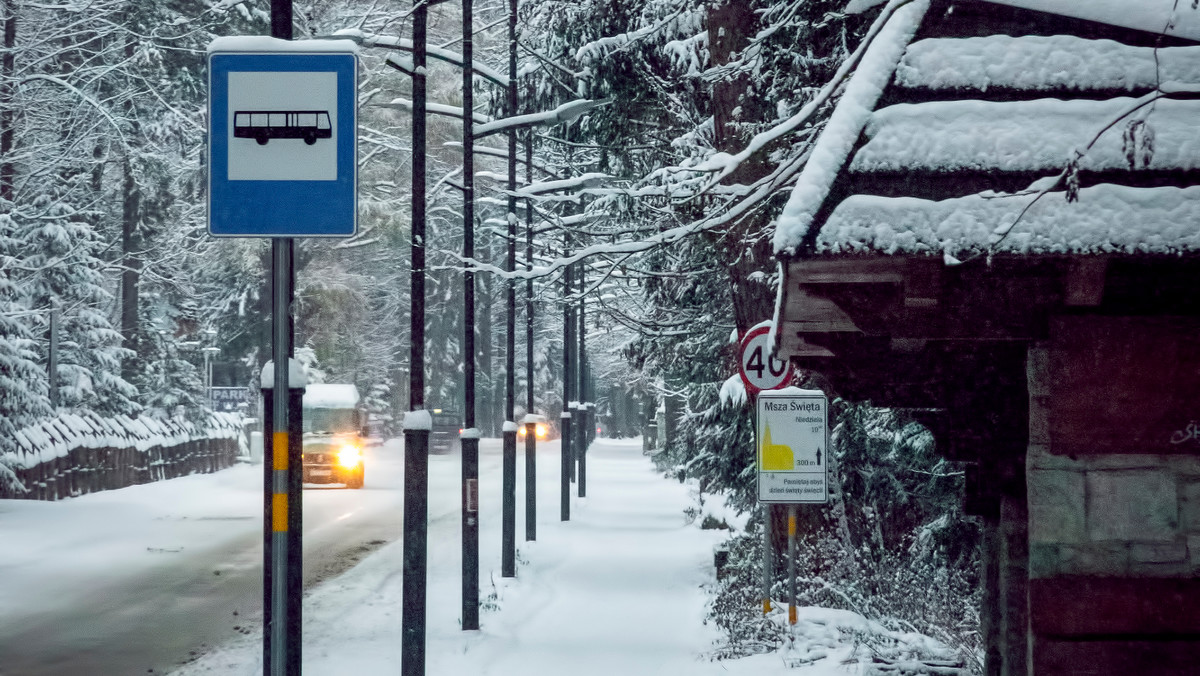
[0, 437, 503, 676]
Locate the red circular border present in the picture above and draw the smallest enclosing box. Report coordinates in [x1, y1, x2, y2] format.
[737, 325, 794, 395]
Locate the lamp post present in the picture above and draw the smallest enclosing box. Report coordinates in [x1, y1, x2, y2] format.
[202, 346, 220, 405]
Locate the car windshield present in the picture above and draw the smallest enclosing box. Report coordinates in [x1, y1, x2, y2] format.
[304, 408, 357, 434]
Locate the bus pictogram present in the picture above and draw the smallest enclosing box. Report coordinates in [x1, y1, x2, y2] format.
[233, 110, 332, 145]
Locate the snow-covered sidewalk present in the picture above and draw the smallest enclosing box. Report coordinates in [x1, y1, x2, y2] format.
[170, 437, 760, 675]
[429, 437, 726, 676]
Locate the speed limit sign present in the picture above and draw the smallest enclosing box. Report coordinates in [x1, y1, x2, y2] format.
[738, 325, 793, 394]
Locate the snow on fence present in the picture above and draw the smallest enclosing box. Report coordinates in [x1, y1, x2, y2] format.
[1, 412, 245, 501]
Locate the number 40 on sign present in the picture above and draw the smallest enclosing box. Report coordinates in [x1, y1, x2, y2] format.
[738, 324, 794, 394]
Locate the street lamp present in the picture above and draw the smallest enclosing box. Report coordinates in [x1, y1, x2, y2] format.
[202, 346, 221, 405]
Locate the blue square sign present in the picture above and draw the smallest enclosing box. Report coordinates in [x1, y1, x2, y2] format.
[208, 42, 357, 237]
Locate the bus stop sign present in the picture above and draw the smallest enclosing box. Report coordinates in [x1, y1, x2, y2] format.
[208, 40, 357, 237]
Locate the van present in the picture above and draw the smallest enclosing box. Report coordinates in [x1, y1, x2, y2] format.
[302, 384, 366, 488]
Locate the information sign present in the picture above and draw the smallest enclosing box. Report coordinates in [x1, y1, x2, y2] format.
[757, 389, 828, 504]
[208, 43, 357, 237]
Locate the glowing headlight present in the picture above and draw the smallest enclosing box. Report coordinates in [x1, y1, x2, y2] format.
[338, 444, 362, 468]
[536, 424, 547, 439]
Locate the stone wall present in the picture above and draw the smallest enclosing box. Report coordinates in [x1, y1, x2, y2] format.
[1027, 444, 1200, 580]
[1025, 325, 1200, 675]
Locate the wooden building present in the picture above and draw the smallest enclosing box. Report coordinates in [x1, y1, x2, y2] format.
[771, 1, 1200, 673]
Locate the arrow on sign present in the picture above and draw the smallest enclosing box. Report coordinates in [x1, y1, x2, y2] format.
[815, 446, 822, 466]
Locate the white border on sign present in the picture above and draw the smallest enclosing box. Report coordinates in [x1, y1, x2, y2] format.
[756, 388, 829, 504]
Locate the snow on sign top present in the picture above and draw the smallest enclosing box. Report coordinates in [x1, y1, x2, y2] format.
[208, 36, 359, 54]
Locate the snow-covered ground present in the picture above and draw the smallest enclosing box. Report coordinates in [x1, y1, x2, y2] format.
[163, 436, 908, 676]
[1, 435, 942, 675]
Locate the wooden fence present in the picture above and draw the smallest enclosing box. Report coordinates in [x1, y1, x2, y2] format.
[2, 412, 245, 501]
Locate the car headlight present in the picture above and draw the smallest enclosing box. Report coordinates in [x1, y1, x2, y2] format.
[338, 444, 362, 468]
[536, 424, 547, 439]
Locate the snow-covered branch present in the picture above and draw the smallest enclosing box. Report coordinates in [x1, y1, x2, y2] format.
[370, 97, 493, 124]
[473, 99, 610, 139]
[326, 29, 509, 87]
[679, 0, 916, 195]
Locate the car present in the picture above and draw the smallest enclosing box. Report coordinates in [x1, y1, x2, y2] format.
[516, 414, 555, 441]
[302, 384, 366, 488]
[429, 408, 461, 454]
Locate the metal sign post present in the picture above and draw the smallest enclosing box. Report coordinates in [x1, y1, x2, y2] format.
[207, 18, 357, 675]
[756, 388, 829, 629]
[737, 323, 795, 616]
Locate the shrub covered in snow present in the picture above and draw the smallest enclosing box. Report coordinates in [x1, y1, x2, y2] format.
[1, 411, 246, 499]
[709, 525, 980, 673]
[699, 401, 981, 672]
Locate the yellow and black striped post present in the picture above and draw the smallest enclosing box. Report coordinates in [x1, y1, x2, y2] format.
[261, 373, 304, 676]
[787, 504, 798, 627]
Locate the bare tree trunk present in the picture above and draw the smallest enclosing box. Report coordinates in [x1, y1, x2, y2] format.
[1, 0, 15, 201]
[120, 158, 141, 380]
[707, 1, 776, 334]
[120, 31, 141, 381]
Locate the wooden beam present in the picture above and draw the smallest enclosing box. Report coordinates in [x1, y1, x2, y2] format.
[784, 286, 860, 333]
[904, 258, 941, 308]
[777, 328, 836, 358]
[1063, 257, 1107, 306]
[789, 257, 905, 284]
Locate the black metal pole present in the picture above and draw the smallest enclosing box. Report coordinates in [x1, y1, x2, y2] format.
[285, 382, 302, 673]
[401, 0, 430, 673]
[577, 265, 586, 498]
[47, 303, 58, 410]
[265, 4, 298, 675]
[524, 131, 537, 542]
[561, 241, 573, 521]
[461, 0, 480, 632]
[500, 0, 518, 579]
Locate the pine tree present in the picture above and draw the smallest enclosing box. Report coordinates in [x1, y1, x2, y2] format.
[0, 203, 51, 493]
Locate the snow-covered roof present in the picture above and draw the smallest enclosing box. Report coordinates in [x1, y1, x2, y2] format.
[846, 0, 1200, 43]
[303, 383, 361, 409]
[896, 36, 1200, 92]
[850, 97, 1200, 174]
[773, 0, 1200, 259]
[816, 183, 1200, 258]
[773, 0, 929, 256]
[988, 0, 1200, 43]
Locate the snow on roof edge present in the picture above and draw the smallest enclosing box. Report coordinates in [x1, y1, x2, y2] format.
[772, 0, 930, 257]
[988, 0, 1200, 43]
[816, 183, 1200, 257]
